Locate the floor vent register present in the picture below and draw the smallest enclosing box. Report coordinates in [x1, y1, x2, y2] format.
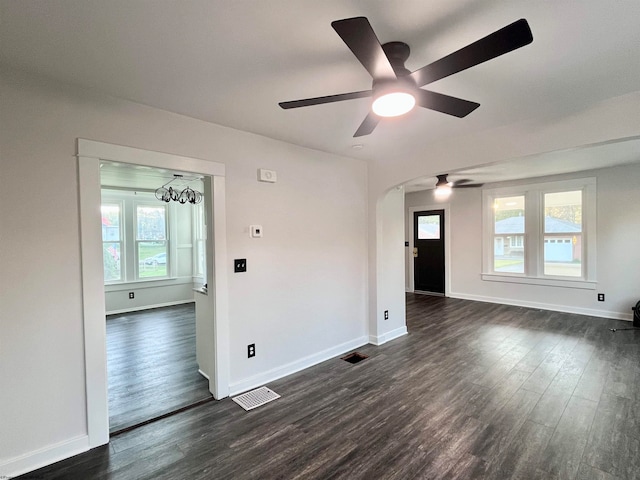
[232, 386, 281, 411]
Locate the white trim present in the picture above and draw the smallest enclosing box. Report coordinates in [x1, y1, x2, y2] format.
[449, 292, 633, 321]
[368, 326, 408, 346]
[198, 369, 210, 380]
[228, 336, 368, 396]
[106, 299, 194, 316]
[78, 139, 229, 450]
[0, 435, 89, 479]
[77, 138, 225, 177]
[482, 177, 597, 282]
[408, 204, 451, 296]
[480, 274, 597, 290]
[78, 157, 110, 448]
[104, 276, 194, 292]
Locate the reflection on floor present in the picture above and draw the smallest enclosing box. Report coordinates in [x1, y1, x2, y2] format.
[107, 303, 211, 434]
[26, 295, 640, 479]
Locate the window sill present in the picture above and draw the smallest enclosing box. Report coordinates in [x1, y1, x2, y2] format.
[104, 277, 190, 291]
[481, 273, 597, 290]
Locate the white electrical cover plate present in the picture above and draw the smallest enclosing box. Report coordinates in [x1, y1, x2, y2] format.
[250, 225, 263, 238]
[258, 168, 277, 183]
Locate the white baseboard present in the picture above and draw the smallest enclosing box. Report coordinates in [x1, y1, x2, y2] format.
[106, 299, 194, 316]
[228, 335, 369, 396]
[198, 369, 210, 380]
[449, 292, 633, 321]
[0, 435, 89, 479]
[369, 326, 408, 346]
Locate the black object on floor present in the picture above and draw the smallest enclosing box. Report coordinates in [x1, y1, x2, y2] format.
[341, 352, 368, 364]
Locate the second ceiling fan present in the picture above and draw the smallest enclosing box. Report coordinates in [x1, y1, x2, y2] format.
[279, 16, 533, 137]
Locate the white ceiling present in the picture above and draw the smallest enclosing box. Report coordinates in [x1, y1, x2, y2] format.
[2, 1, 640, 189]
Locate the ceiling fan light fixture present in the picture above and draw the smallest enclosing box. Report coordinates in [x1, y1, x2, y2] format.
[372, 91, 415, 117]
[435, 184, 452, 197]
[434, 174, 453, 197]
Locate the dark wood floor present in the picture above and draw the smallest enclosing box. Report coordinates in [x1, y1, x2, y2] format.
[23, 295, 640, 479]
[107, 303, 211, 433]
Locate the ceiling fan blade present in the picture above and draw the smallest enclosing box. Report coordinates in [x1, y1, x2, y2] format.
[410, 19, 533, 87]
[279, 90, 372, 109]
[453, 183, 484, 188]
[331, 17, 396, 80]
[415, 89, 480, 117]
[354, 112, 380, 137]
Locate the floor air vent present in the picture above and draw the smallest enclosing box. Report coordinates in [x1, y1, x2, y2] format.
[341, 352, 369, 364]
[232, 386, 280, 411]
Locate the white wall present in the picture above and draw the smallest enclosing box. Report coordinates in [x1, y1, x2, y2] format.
[405, 164, 640, 319]
[370, 188, 407, 345]
[0, 68, 368, 474]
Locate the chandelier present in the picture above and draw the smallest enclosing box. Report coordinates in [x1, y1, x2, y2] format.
[155, 174, 203, 205]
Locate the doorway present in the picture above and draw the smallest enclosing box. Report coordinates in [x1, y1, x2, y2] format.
[413, 209, 445, 295]
[78, 139, 229, 448]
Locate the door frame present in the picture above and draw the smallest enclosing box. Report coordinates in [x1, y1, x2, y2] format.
[407, 203, 451, 296]
[78, 139, 229, 448]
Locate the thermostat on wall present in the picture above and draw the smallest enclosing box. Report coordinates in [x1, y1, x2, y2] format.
[250, 225, 263, 238]
[258, 168, 277, 183]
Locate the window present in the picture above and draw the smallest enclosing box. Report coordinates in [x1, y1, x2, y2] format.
[136, 204, 168, 279]
[482, 178, 596, 288]
[101, 191, 171, 283]
[493, 195, 525, 273]
[101, 203, 122, 282]
[417, 214, 441, 239]
[544, 190, 582, 277]
[193, 203, 206, 277]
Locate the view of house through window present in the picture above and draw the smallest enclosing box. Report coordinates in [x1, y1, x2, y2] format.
[543, 190, 582, 277]
[136, 205, 168, 278]
[484, 178, 594, 283]
[493, 195, 525, 273]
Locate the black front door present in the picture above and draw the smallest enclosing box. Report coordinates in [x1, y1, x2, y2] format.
[413, 210, 445, 294]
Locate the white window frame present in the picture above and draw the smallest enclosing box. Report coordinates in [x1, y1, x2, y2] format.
[134, 200, 170, 280]
[101, 201, 124, 284]
[101, 190, 173, 284]
[482, 177, 597, 290]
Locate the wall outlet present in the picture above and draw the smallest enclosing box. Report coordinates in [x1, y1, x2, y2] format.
[247, 344, 255, 358]
[597, 293, 605, 302]
[234, 259, 247, 273]
[384, 310, 389, 320]
[129, 292, 134, 299]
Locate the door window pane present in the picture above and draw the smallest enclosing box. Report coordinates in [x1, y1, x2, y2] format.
[493, 196, 525, 273]
[544, 191, 582, 277]
[417, 215, 440, 239]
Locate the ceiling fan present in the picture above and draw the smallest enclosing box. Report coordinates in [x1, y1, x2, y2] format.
[279, 17, 533, 137]
[434, 174, 483, 196]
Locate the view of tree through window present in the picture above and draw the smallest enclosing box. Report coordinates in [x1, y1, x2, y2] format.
[101, 204, 121, 282]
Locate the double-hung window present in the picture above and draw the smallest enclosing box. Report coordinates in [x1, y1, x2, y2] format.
[101, 190, 171, 283]
[101, 203, 123, 282]
[482, 178, 596, 288]
[136, 204, 168, 279]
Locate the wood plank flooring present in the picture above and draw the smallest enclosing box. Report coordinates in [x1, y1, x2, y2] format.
[22, 295, 640, 479]
[107, 303, 211, 433]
